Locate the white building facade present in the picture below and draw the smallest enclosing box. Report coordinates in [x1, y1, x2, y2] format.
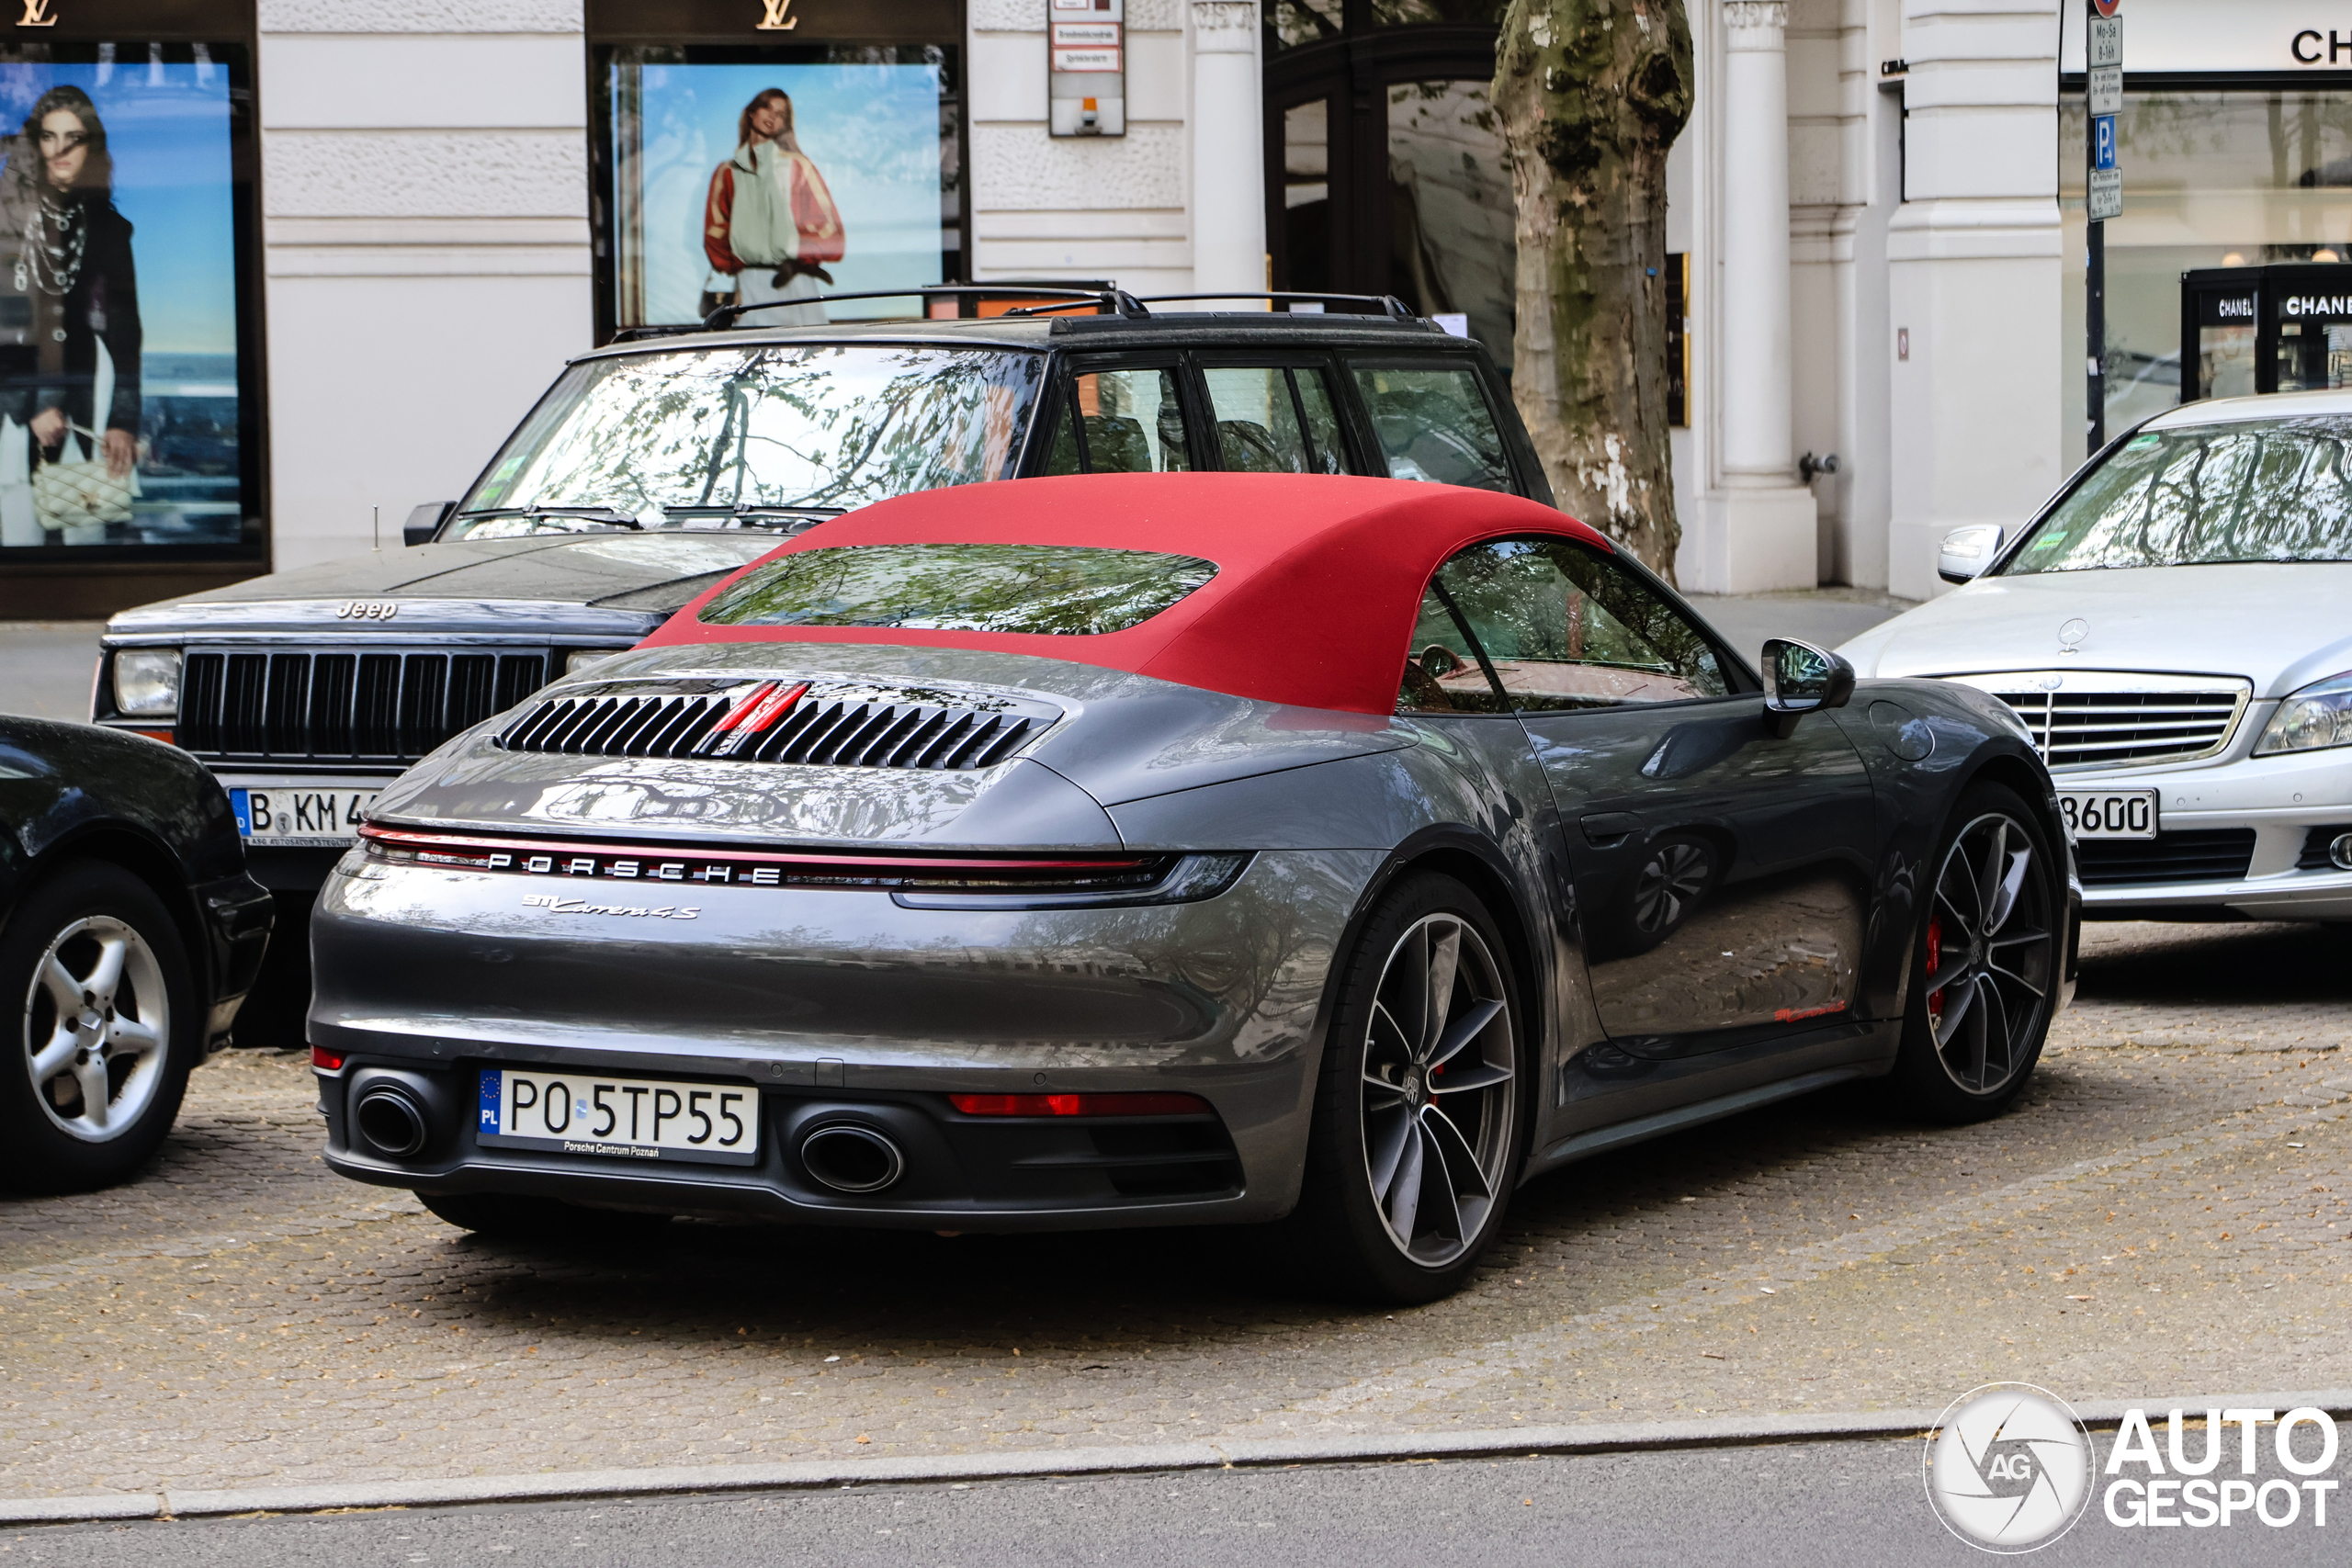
[11, 0, 2336, 613]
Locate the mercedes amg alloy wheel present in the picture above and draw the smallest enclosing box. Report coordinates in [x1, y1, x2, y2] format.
[1888, 784, 2062, 1123]
[1290, 873, 1528, 1303]
[0, 863, 197, 1191]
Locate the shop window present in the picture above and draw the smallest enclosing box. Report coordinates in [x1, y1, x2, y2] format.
[1387, 79, 1514, 369]
[2060, 89, 2352, 452]
[593, 5, 966, 341]
[0, 35, 261, 563]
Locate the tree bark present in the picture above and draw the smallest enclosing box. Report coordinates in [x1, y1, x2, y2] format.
[1493, 0, 1692, 581]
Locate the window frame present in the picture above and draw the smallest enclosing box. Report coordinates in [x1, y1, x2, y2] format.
[1034, 350, 1216, 476]
[1189, 350, 1369, 476]
[1425, 534, 1761, 714]
[1342, 353, 1529, 495]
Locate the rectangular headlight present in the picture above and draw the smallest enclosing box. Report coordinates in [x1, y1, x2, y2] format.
[565, 649, 627, 677]
[113, 649, 182, 716]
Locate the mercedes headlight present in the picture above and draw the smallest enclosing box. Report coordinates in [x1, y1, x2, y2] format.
[2255, 671, 2352, 756]
[112, 649, 182, 716]
[565, 649, 627, 677]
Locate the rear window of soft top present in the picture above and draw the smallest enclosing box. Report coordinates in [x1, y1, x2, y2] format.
[696, 543, 1218, 636]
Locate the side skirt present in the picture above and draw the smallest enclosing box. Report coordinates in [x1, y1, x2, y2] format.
[1520, 1063, 1890, 1181]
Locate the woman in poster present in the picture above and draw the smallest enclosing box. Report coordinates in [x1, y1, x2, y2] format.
[0, 84, 141, 547]
[702, 87, 846, 327]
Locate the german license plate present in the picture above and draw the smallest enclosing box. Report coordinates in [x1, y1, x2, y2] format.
[2057, 788, 2158, 840]
[230, 786, 378, 846]
[475, 1067, 760, 1166]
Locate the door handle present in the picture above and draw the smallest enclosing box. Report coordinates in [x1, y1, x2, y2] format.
[1580, 812, 1642, 847]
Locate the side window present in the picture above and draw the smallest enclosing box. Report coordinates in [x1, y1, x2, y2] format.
[1351, 364, 1513, 492]
[1201, 366, 1348, 474]
[1396, 581, 1509, 715]
[1043, 368, 1193, 475]
[1434, 538, 1728, 710]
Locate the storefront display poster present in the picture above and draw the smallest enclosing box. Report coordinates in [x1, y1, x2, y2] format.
[611, 59, 947, 329]
[0, 49, 245, 555]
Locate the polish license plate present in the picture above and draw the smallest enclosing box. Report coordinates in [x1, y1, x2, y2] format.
[2057, 788, 2159, 840]
[230, 786, 378, 846]
[475, 1067, 761, 1166]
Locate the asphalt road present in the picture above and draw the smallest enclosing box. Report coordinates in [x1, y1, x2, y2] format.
[6, 1438, 2340, 1567]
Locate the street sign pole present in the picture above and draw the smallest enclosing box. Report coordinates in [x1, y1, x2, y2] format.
[2086, 0, 2122, 456]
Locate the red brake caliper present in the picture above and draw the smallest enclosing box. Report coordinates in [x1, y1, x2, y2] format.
[1925, 914, 1944, 1027]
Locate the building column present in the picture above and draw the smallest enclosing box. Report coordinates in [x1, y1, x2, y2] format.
[1697, 0, 1817, 592]
[1189, 0, 1265, 299]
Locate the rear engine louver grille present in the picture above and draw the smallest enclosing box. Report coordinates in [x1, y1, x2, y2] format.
[498, 691, 1046, 771]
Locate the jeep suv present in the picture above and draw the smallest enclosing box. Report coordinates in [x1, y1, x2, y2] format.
[91, 289, 1550, 1034]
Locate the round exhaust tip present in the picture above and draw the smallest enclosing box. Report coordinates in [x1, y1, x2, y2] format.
[2331, 832, 2352, 872]
[799, 1123, 905, 1194]
[353, 1087, 429, 1157]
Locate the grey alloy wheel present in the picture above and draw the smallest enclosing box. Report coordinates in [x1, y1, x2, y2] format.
[1358, 910, 1518, 1267]
[1924, 809, 2054, 1097]
[23, 914, 174, 1143]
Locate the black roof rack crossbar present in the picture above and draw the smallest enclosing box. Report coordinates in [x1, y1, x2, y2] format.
[701, 285, 1149, 331]
[1126, 292, 1419, 320]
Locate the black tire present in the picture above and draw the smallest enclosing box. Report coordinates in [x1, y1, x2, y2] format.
[1884, 784, 2062, 1123]
[1278, 872, 1530, 1304]
[418, 1190, 673, 1242]
[0, 861, 198, 1192]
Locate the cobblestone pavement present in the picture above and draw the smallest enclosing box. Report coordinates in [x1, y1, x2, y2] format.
[1, 921, 2346, 1500]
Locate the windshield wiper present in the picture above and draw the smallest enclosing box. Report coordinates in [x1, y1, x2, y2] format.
[660, 503, 847, 529]
[456, 506, 642, 529]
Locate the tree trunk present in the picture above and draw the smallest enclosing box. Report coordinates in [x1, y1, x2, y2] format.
[1493, 0, 1693, 581]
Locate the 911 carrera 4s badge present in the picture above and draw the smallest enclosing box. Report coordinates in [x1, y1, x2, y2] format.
[521, 894, 701, 919]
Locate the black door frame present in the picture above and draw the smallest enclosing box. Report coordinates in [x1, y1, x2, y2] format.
[1263, 16, 1501, 305]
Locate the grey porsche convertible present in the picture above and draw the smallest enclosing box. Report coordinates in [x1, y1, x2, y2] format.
[310, 473, 2078, 1302]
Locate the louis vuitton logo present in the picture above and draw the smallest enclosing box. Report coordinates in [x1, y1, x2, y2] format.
[17, 0, 58, 27]
[755, 0, 797, 28]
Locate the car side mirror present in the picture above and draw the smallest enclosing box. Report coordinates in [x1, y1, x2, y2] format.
[1761, 637, 1856, 739]
[403, 501, 455, 547]
[1937, 524, 2004, 584]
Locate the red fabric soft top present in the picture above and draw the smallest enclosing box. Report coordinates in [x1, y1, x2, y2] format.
[642, 473, 1610, 716]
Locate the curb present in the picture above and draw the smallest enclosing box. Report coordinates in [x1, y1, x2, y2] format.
[9, 1390, 2351, 1527]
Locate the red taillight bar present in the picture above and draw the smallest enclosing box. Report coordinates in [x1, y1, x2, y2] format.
[356, 824, 1151, 875]
[311, 1045, 345, 1071]
[949, 1091, 1211, 1118]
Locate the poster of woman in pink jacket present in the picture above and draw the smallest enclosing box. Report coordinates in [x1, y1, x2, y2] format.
[603, 55, 951, 333]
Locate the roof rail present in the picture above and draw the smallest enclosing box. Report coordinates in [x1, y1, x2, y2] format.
[1126, 292, 1420, 321]
[702, 285, 1146, 331]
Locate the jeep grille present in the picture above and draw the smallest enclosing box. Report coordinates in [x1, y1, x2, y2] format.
[178, 649, 549, 763]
